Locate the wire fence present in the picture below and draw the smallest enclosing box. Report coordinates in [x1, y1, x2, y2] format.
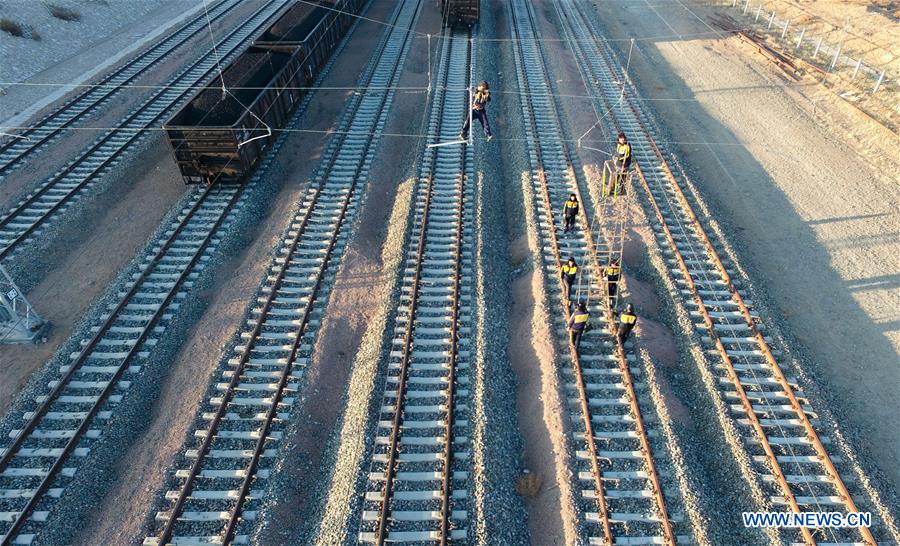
[721, 0, 894, 94]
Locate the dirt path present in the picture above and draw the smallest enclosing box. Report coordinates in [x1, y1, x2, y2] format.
[586, 0, 899, 490]
[507, 235, 577, 545]
[70, 2, 409, 541]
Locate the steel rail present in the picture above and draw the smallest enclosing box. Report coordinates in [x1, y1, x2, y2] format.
[0, 0, 293, 261]
[373, 26, 468, 546]
[553, 3, 817, 542]
[438, 155, 463, 546]
[559, 2, 875, 544]
[0, 182, 243, 546]
[509, 1, 675, 543]
[147, 2, 421, 543]
[374, 137, 437, 546]
[0, 0, 238, 177]
[156, 149, 335, 546]
[539, 7, 677, 542]
[505, 3, 608, 542]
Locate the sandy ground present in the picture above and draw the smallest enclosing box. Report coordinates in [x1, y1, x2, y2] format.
[0, 0, 271, 211]
[71, 1, 424, 543]
[718, 0, 899, 131]
[587, 0, 900, 492]
[761, 0, 900, 69]
[507, 235, 576, 546]
[70, 217, 283, 545]
[0, 0, 273, 413]
[0, 0, 202, 121]
[498, 2, 701, 540]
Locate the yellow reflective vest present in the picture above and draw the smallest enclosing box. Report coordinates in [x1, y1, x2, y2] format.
[473, 89, 490, 110]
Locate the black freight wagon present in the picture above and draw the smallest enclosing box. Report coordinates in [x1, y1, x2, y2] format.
[164, 0, 360, 185]
[255, 0, 361, 87]
[443, 0, 479, 27]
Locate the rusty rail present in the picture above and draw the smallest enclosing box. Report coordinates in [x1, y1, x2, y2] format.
[372, 24, 469, 545]
[150, 2, 423, 543]
[559, 2, 875, 544]
[0, 182, 243, 546]
[510, 0, 675, 543]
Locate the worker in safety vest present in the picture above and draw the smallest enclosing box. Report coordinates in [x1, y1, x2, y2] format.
[604, 258, 621, 307]
[616, 303, 637, 345]
[562, 193, 579, 233]
[460, 80, 492, 141]
[613, 132, 632, 173]
[560, 256, 578, 302]
[568, 301, 590, 353]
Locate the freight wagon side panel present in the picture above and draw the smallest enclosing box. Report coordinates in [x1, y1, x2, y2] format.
[165, 0, 364, 185]
[255, 0, 360, 79]
[164, 47, 300, 185]
[232, 46, 307, 175]
[165, 127, 242, 185]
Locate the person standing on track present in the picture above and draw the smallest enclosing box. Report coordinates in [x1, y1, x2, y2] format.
[568, 301, 590, 353]
[560, 256, 578, 303]
[562, 193, 579, 233]
[460, 80, 493, 142]
[613, 132, 632, 174]
[615, 303, 637, 345]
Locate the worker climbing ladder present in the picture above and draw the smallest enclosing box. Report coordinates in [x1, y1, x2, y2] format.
[0, 264, 46, 344]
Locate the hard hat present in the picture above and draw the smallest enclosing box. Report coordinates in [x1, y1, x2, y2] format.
[624, 303, 634, 313]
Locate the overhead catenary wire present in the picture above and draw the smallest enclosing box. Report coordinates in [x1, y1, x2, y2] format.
[603, 2, 842, 532]
[0, 122, 756, 149]
[0, 79, 829, 102]
[0, 0, 360, 347]
[165, 0, 359, 172]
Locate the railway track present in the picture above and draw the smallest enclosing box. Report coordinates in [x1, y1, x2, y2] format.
[0, 182, 245, 546]
[0, 1, 371, 540]
[143, 2, 422, 544]
[509, 1, 685, 544]
[358, 27, 472, 545]
[554, 1, 882, 544]
[0, 0, 294, 262]
[0, 0, 239, 177]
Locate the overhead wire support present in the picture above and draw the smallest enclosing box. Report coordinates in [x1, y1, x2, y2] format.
[0, 265, 46, 344]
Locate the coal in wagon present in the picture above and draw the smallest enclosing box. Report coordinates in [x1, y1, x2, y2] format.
[443, 0, 479, 27]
